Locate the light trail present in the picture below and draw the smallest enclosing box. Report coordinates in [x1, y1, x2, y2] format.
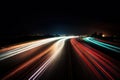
[71, 38, 120, 80]
[0, 37, 65, 60]
[83, 37, 120, 53]
[2, 42, 53, 80]
[29, 36, 77, 80]
[0, 41, 36, 53]
[2, 36, 77, 80]
[95, 38, 120, 46]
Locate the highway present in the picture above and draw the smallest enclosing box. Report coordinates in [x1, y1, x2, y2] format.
[0, 36, 120, 80]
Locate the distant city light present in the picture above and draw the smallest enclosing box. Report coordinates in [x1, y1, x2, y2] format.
[102, 34, 105, 37]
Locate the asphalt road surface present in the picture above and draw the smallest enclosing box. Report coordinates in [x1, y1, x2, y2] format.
[0, 36, 120, 80]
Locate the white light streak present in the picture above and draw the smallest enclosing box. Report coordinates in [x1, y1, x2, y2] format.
[0, 37, 65, 60]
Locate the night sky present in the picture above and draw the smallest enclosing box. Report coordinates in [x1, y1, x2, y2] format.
[1, 6, 120, 37]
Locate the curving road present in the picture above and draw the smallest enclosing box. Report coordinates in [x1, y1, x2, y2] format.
[0, 36, 120, 80]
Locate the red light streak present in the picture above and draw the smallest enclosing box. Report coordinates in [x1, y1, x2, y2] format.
[70, 38, 120, 80]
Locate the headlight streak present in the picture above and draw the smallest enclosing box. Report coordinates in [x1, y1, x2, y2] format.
[2, 42, 54, 80]
[0, 41, 38, 53]
[1, 36, 77, 80]
[70, 38, 120, 80]
[28, 36, 76, 80]
[83, 37, 120, 53]
[0, 37, 65, 60]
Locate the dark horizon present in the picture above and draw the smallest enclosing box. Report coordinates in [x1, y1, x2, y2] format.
[1, 7, 120, 36]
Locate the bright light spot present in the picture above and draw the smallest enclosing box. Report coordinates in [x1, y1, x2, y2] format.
[102, 34, 105, 37]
